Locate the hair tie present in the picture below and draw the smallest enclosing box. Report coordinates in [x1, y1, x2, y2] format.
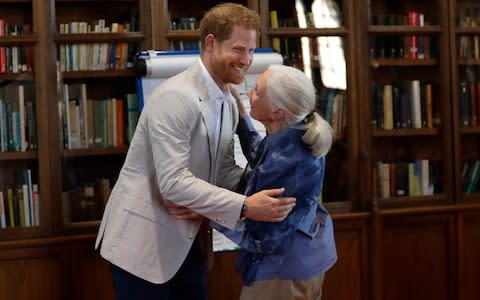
[302, 111, 315, 124]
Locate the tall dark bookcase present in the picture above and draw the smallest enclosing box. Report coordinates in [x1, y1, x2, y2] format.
[356, 0, 453, 209]
[0, 0, 479, 300]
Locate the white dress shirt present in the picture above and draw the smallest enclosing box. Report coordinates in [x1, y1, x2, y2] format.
[199, 59, 230, 154]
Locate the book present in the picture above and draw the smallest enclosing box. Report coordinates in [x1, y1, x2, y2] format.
[383, 84, 394, 130]
[3, 83, 28, 151]
[0, 189, 5, 228]
[116, 98, 125, 146]
[469, 81, 478, 126]
[466, 161, 480, 194]
[269, 11, 281, 53]
[32, 184, 39, 226]
[68, 83, 88, 148]
[406, 11, 420, 59]
[410, 80, 422, 128]
[459, 81, 470, 127]
[425, 83, 433, 128]
[126, 93, 139, 144]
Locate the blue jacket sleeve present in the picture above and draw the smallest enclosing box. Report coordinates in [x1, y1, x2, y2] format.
[236, 116, 263, 166]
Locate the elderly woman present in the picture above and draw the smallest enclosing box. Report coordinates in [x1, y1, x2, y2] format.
[214, 64, 337, 300]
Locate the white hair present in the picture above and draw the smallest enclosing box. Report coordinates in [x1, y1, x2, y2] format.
[266, 64, 333, 157]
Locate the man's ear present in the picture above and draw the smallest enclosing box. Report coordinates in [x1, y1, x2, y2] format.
[204, 34, 215, 51]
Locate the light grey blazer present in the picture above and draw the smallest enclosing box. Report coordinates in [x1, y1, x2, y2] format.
[95, 61, 245, 284]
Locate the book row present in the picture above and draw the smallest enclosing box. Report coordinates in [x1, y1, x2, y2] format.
[0, 20, 34, 73]
[0, 169, 39, 229]
[371, 81, 435, 130]
[60, 83, 138, 150]
[375, 160, 439, 199]
[459, 80, 480, 127]
[58, 19, 138, 71]
[370, 11, 434, 60]
[59, 41, 137, 72]
[0, 45, 34, 74]
[268, 1, 343, 30]
[62, 177, 112, 223]
[457, 4, 480, 27]
[0, 83, 37, 152]
[369, 35, 435, 60]
[0, 20, 32, 37]
[317, 89, 346, 136]
[58, 16, 139, 35]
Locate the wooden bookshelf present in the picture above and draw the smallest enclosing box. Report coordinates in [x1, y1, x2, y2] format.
[0, 1, 479, 300]
[449, 0, 480, 204]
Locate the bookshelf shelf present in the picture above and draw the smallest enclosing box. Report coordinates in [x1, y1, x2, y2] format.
[368, 25, 442, 34]
[372, 128, 439, 137]
[460, 127, 480, 134]
[455, 27, 480, 35]
[63, 220, 100, 229]
[370, 58, 438, 67]
[458, 59, 480, 65]
[0, 35, 38, 45]
[0, 72, 34, 80]
[62, 146, 128, 157]
[463, 193, 480, 202]
[0, 0, 31, 3]
[268, 27, 349, 37]
[0, 151, 37, 160]
[165, 30, 200, 40]
[55, 32, 144, 43]
[373, 194, 449, 208]
[62, 69, 136, 78]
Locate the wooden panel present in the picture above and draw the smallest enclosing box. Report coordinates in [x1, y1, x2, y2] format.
[323, 215, 370, 300]
[208, 251, 242, 300]
[458, 211, 480, 300]
[0, 247, 66, 300]
[380, 214, 455, 300]
[70, 242, 116, 300]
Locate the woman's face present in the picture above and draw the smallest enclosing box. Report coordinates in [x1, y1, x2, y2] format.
[247, 70, 273, 124]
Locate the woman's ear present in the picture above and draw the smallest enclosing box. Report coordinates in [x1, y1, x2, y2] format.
[271, 108, 287, 122]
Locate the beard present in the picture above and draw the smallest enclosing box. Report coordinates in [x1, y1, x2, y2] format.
[211, 56, 248, 85]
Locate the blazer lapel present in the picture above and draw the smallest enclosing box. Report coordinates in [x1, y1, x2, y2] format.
[198, 98, 217, 182]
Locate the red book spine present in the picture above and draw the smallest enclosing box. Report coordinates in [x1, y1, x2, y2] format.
[407, 11, 418, 60]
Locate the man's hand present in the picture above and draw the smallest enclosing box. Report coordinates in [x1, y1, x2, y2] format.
[165, 201, 205, 221]
[244, 188, 296, 222]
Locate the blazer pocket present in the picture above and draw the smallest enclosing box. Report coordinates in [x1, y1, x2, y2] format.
[123, 199, 168, 225]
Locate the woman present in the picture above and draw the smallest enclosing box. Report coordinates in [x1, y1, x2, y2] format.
[214, 64, 337, 300]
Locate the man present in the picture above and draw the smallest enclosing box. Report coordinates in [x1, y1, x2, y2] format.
[95, 3, 296, 300]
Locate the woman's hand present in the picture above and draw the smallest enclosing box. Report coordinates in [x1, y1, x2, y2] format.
[229, 84, 248, 117]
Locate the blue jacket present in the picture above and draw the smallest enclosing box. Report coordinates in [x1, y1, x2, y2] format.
[213, 116, 337, 285]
